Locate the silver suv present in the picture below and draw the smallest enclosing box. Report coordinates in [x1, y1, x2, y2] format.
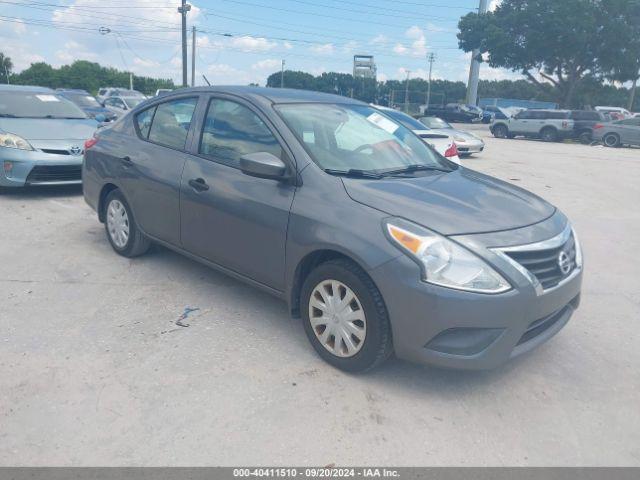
[491, 109, 574, 142]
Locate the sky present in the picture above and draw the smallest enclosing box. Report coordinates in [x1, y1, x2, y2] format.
[0, 0, 514, 87]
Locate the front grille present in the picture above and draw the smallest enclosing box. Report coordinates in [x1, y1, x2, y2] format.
[26, 165, 82, 184]
[503, 232, 577, 290]
[41, 149, 70, 155]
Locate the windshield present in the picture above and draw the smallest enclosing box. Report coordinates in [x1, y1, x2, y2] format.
[379, 109, 426, 131]
[0, 92, 87, 119]
[62, 92, 101, 108]
[277, 103, 449, 173]
[122, 97, 144, 108]
[419, 117, 452, 129]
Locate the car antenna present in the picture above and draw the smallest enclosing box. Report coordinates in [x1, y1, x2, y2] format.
[202, 75, 211, 86]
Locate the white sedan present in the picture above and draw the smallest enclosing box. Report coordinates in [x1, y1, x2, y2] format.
[373, 106, 461, 164]
[418, 116, 485, 157]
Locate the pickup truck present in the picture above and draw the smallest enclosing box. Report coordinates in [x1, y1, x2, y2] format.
[490, 109, 574, 142]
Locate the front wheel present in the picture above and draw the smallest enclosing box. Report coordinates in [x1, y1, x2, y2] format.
[104, 189, 151, 257]
[492, 124, 509, 139]
[578, 131, 592, 144]
[603, 133, 620, 148]
[301, 259, 393, 373]
[540, 127, 558, 142]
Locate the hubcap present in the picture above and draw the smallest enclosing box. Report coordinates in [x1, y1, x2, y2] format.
[308, 280, 366, 358]
[106, 199, 130, 248]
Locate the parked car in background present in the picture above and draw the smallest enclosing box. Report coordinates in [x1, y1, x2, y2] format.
[422, 103, 482, 123]
[481, 105, 511, 123]
[155, 89, 173, 96]
[83, 86, 582, 372]
[490, 109, 574, 142]
[97, 88, 146, 104]
[592, 117, 640, 147]
[570, 110, 609, 144]
[0, 85, 98, 188]
[56, 89, 116, 123]
[374, 106, 460, 163]
[595, 106, 632, 120]
[102, 95, 147, 117]
[418, 116, 485, 157]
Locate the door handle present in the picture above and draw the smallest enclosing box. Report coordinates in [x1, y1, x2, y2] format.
[188, 178, 209, 192]
[120, 155, 132, 168]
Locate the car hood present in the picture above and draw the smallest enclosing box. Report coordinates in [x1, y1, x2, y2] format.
[342, 168, 555, 235]
[0, 117, 98, 141]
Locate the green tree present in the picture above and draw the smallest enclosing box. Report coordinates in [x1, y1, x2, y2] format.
[458, 0, 640, 107]
[0, 52, 12, 84]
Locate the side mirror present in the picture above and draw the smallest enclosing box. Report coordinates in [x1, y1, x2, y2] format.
[94, 114, 106, 123]
[240, 152, 287, 180]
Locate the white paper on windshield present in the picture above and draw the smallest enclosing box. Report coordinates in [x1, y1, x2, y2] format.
[302, 131, 315, 144]
[35, 95, 60, 102]
[366, 112, 399, 134]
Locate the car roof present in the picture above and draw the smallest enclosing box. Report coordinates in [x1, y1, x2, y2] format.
[0, 84, 55, 93]
[157, 86, 363, 106]
[57, 89, 90, 94]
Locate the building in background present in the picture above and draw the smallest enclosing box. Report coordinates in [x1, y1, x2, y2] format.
[353, 55, 377, 80]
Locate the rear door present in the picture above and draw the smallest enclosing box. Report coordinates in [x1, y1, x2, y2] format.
[119, 95, 200, 246]
[180, 95, 296, 291]
[617, 118, 640, 144]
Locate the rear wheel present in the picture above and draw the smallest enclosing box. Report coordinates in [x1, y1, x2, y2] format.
[603, 133, 621, 147]
[578, 130, 592, 144]
[301, 259, 393, 373]
[104, 189, 151, 257]
[540, 127, 558, 142]
[493, 124, 509, 139]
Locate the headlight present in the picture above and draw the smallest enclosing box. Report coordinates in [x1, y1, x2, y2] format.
[0, 132, 34, 151]
[384, 219, 511, 294]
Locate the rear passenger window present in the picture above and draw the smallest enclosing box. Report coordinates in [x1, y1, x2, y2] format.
[199, 98, 282, 167]
[135, 107, 155, 139]
[148, 97, 198, 150]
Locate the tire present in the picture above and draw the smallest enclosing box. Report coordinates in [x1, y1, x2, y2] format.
[603, 133, 621, 148]
[578, 131, 592, 144]
[103, 189, 151, 257]
[300, 258, 393, 373]
[493, 124, 509, 139]
[540, 127, 558, 142]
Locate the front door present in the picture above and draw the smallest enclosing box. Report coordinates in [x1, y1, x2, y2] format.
[180, 96, 296, 291]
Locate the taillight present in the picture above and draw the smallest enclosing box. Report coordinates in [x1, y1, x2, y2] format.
[593, 123, 604, 129]
[84, 137, 98, 150]
[562, 121, 569, 128]
[444, 143, 459, 158]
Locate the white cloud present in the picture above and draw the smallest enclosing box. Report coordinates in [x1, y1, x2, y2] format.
[283, 41, 293, 50]
[251, 59, 281, 70]
[489, 0, 503, 11]
[392, 26, 429, 58]
[310, 43, 335, 56]
[370, 34, 388, 45]
[230, 36, 277, 52]
[54, 41, 99, 65]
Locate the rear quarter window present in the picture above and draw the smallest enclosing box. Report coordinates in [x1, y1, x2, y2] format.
[135, 107, 156, 139]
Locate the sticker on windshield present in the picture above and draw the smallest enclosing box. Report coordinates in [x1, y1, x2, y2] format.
[35, 95, 60, 102]
[366, 112, 399, 134]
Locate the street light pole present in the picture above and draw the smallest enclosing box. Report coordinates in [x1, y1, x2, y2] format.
[426, 52, 435, 108]
[281, 59, 285, 88]
[404, 70, 411, 113]
[178, 0, 191, 87]
[466, 0, 488, 105]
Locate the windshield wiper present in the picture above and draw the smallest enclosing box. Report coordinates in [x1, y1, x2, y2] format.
[379, 164, 452, 176]
[323, 168, 384, 179]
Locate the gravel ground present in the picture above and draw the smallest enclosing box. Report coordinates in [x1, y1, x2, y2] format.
[1, 127, 639, 466]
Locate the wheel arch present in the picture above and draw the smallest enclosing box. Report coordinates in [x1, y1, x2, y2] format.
[289, 249, 369, 318]
[97, 183, 121, 223]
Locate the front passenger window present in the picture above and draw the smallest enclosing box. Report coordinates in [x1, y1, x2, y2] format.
[199, 98, 282, 167]
[148, 97, 198, 150]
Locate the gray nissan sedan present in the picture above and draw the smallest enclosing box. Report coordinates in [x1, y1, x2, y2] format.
[83, 87, 583, 372]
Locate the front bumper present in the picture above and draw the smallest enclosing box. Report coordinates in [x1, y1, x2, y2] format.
[0, 149, 83, 187]
[369, 217, 583, 370]
[456, 139, 485, 154]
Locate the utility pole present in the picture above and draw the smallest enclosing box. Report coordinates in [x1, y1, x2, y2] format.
[191, 26, 196, 87]
[4, 65, 10, 84]
[178, 0, 191, 87]
[466, 0, 488, 105]
[404, 70, 411, 113]
[280, 59, 285, 88]
[628, 75, 638, 111]
[129, 72, 133, 90]
[426, 52, 435, 108]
